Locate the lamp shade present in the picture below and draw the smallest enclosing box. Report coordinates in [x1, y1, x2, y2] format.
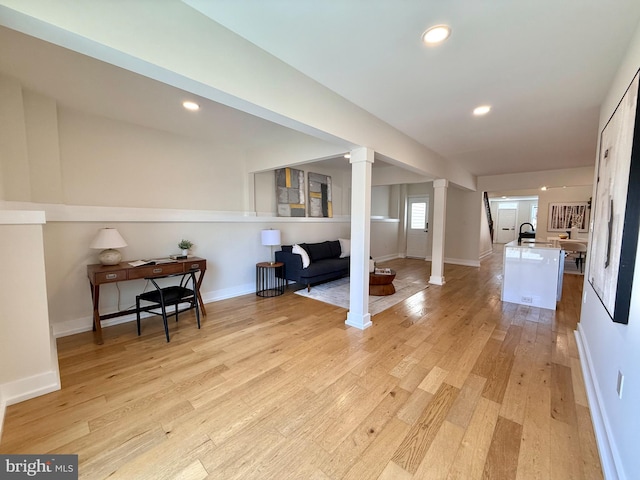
[261, 229, 281, 246]
[90, 228, 128, 249]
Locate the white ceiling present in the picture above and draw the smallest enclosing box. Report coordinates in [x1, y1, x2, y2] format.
[185, 0, 640, 176]
[2, 2, 640, 180]
[0, 26, 325, 152]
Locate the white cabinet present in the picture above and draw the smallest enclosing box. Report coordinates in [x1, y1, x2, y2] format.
[501, 240, 563, 310]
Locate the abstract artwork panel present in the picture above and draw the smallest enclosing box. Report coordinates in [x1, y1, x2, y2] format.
[547, 202, 590, 232]
[308, 172, 332, 218]
[275, 168, 306, 217]
[588, 69, 640, 324]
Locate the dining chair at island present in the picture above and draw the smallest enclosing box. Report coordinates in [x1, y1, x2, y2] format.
[561, 241, 588, 273]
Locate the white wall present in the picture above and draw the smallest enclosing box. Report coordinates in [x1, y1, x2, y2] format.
[0, 212, 59, 427]
[576, 21, 640, 480]
[58, 108, 247, 210]
[444, 188, 482, 266]
[371, 185, 392, 218]
[0, 76, 30, 201]
[24, 90, 63, 203]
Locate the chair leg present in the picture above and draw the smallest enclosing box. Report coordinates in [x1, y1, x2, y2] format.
[175, 303, 179, 322]
[194, 296, 201, 329]
[160, 301, 170, 342]
[136, 296, 141, 336]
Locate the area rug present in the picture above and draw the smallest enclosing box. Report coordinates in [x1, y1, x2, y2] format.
[294, 276, 428, 315]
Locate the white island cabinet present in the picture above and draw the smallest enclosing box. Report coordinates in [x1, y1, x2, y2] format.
[501, 240, 564, 310]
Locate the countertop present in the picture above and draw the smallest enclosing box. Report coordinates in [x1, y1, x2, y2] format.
[505, 239, 560, 250]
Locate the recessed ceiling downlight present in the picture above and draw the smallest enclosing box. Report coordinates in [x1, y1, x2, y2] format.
[473, 105, 491, 116]
[422, 25, 451, 45]
[183, 101, 200, 111]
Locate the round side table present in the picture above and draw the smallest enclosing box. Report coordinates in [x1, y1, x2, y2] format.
[369, 269, 396, 296]
[256, 262, 285, 297]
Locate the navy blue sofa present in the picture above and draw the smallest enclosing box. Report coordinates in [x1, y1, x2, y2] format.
[275, 240, 349, 291]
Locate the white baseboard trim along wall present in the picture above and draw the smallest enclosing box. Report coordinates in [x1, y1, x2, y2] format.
[52, 283, 256, 338]
[575, 325, 621, 480]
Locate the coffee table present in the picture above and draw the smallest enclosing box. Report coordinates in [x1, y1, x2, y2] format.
[369, 269, 396, 296]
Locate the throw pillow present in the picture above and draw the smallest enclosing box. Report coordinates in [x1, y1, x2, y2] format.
[339, 238, 351, 258]
[292, 244, 311, 268]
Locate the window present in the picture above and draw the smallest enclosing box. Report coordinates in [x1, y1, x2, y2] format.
[410, 201, 427, 230]
[531, 204, 538, 230]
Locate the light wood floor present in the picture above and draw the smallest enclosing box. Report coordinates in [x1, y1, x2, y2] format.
[1, 250, 602, 479]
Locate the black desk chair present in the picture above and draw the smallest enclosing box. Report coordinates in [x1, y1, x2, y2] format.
[136, 271, 200, 342]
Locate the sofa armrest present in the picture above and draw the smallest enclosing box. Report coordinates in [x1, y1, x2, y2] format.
[275, 250, 304, 282]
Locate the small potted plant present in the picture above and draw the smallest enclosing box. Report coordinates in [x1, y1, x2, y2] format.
[178, 239, 193, 256]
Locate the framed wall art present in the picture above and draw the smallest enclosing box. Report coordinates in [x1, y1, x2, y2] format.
[548, 202, 590, 232]
[308, 172, 332, 218]
[275, 168, 306, 217]
[588, 69, 640, 324]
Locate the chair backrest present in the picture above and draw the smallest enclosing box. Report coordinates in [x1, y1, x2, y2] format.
[562, 242, 587, 253]
[147, 271, 197, 292]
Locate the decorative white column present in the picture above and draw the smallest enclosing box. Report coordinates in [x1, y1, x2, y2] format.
[346, 147, 374, 330]
[430, 179, 448, 285]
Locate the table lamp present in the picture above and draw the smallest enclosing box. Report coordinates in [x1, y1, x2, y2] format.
[261, 229, 281, 265]
[90, 228, 128, 265]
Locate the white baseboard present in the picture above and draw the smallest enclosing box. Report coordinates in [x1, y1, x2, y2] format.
[373, 253, 401, 263]
[0, 330, 60, 442]
[52, 284, 256, 338]
[479, 249, 493, 260]
[422, 255, 481, 267]
[445, 257, 481, 268]
[574, 324, 623, 480]
[0, 370, 60, 407]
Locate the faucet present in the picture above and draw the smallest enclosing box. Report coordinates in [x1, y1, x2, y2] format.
[518, 222, 536, 243]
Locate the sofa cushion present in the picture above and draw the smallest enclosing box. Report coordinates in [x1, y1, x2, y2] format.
[305, 241, 333, 262]
[299, 257, 349, 279]
[339, 238, 351, 258]
[328, 240, 341, 258]
[292, 244, 311, 268]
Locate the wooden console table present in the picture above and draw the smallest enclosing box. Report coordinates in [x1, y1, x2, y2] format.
[87, 257, 207, 344]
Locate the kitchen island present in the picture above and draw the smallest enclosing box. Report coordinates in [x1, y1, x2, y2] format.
[501, 239, 564, 310]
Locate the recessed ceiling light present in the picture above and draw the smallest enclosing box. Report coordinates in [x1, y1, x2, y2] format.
[502, 196, 507, 199]
[541, 186, 547, 191]
[473, 105, 491, 116]
[422, 25, 451, 45]
[344, 154, 351, 159]
[183, 101, 200, 111]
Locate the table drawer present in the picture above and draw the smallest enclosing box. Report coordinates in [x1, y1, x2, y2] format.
[94, 270, 127, 284]
[186, 260, 206, 271]
[128, 263, 183, 279]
